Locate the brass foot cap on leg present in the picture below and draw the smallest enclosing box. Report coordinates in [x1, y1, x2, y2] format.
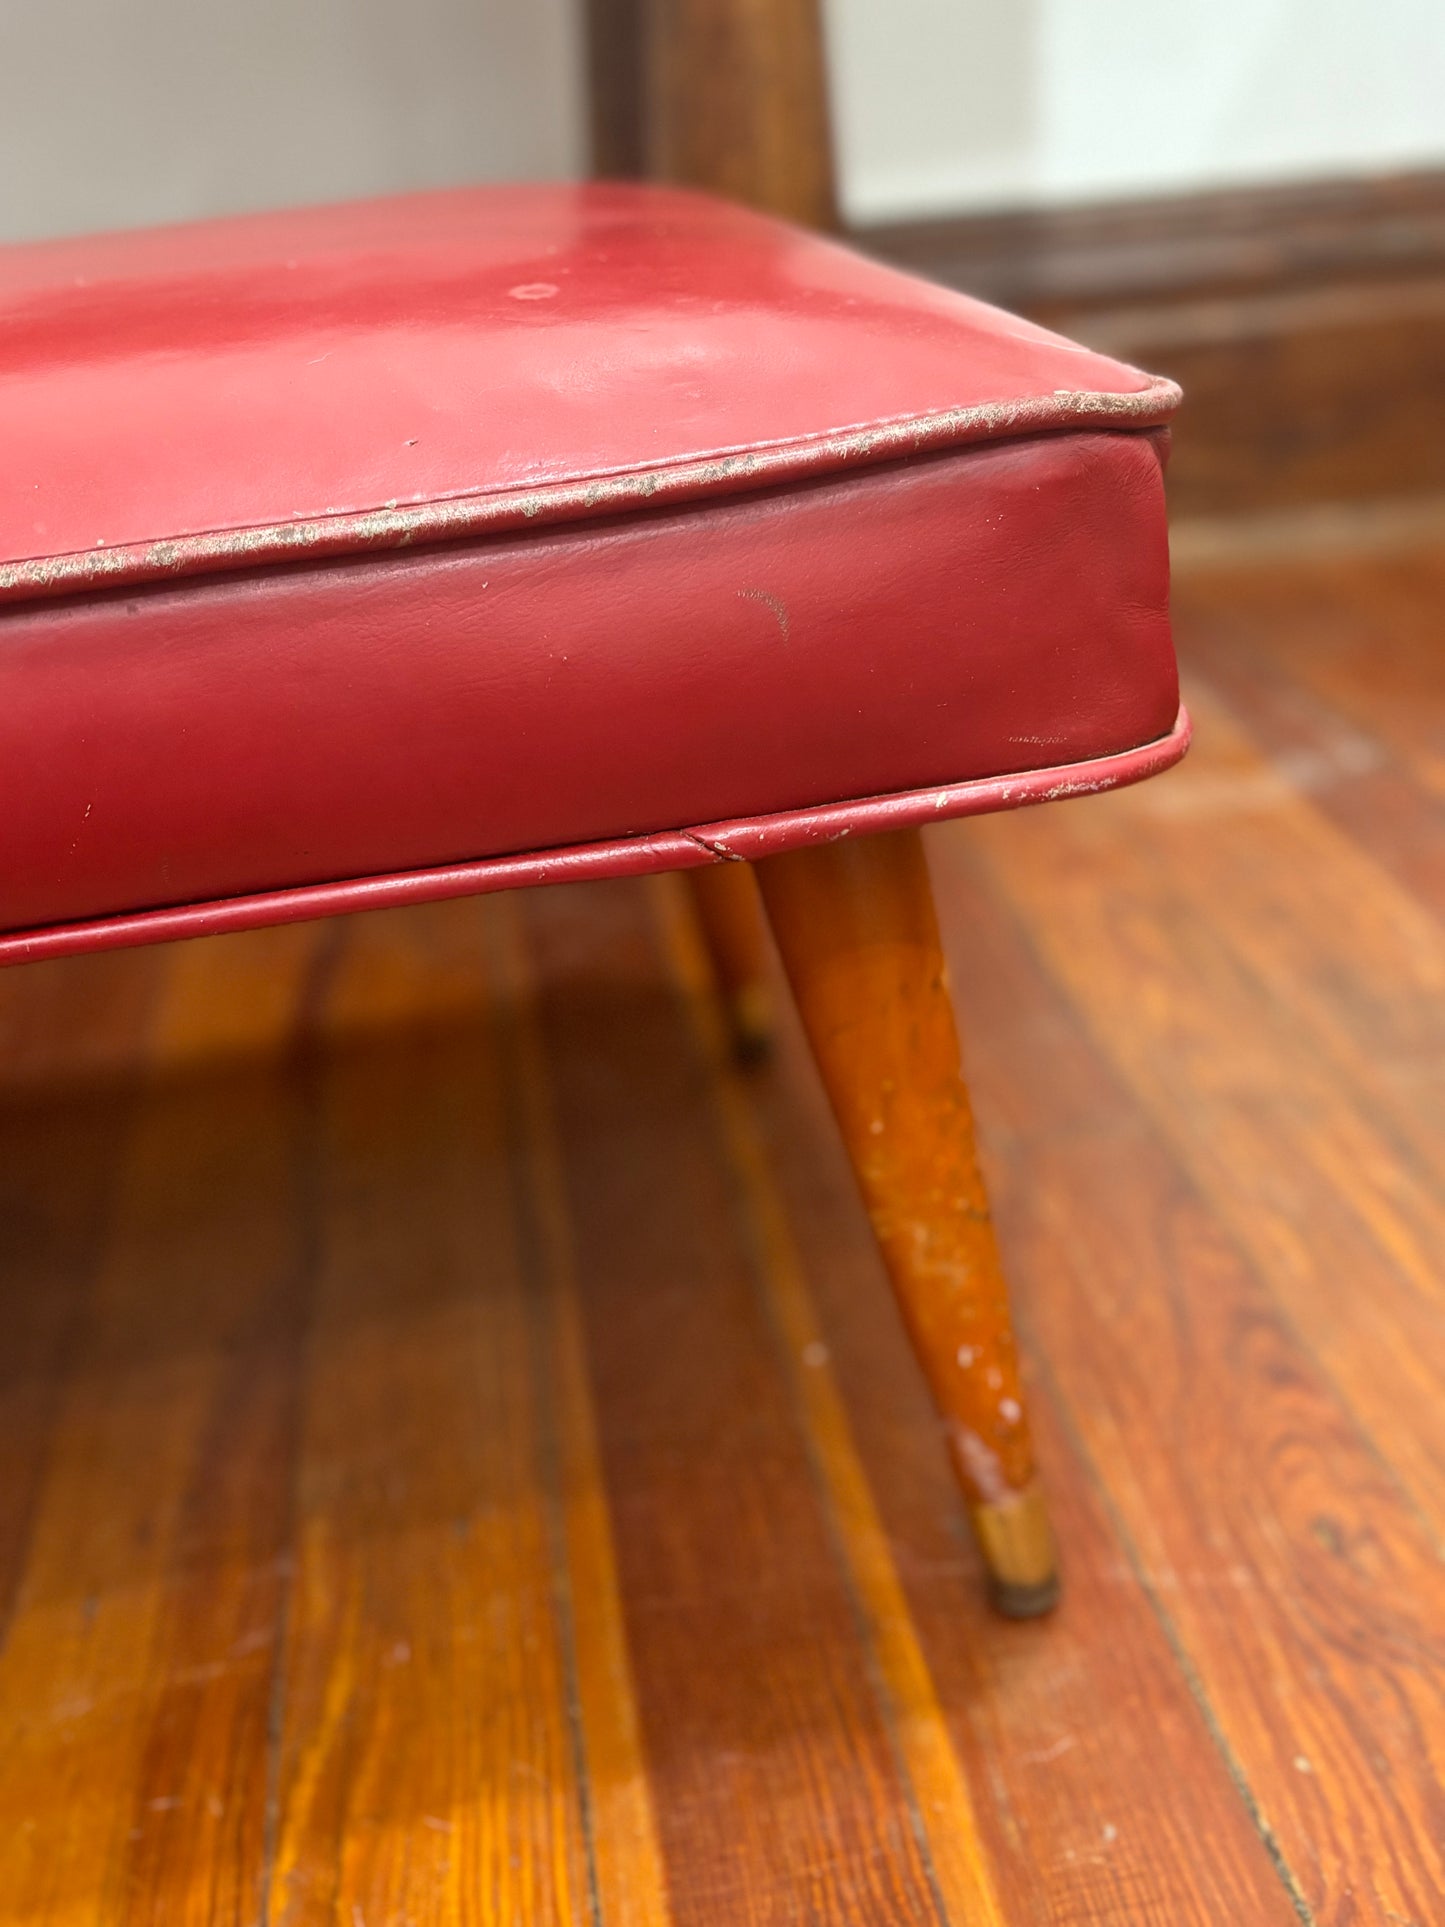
[969, 1481, 1060, 1620]
[987, 1570, 1061, 1620]
[728, 984, 773, 1063]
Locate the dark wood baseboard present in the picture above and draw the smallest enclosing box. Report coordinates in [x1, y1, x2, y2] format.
[856, 171, 1445, 518]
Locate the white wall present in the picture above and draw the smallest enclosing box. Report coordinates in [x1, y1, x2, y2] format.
[0, 0, 583, 243]
[3, 0, 1443, 244]
[825, 0, 1445, 222]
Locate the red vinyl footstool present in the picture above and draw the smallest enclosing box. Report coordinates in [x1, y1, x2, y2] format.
[0, 183, 1186, 1613]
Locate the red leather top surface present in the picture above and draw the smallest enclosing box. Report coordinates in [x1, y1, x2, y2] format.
[0, 183, 1178, 601]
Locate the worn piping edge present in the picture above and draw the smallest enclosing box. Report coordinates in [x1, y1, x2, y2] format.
[692, 704, 1192, 856]
[0, 379, 1181, 605]
[0, 707, 1190, 967]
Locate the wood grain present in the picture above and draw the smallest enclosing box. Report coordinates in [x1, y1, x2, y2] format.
[0, 925, 322, 1926]
[484, 895, 672, 1927]
[1171, 565, 1445, 916]
[929, 563, 1445, 1920]
[265, 902, 594, 1926]
[715, 884, 1303, 1923]
[755, 831, 1054, 1608]
[0, 948, 160, 1641]
[935, 828, 1445, 1927]
[515, 874, 946, 1926]
[963, 679, 1445, 1520]
[652, 874, 1008, 1927]
[1183, 550, 1445, 806]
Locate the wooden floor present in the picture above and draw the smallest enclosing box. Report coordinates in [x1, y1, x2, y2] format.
[3, 536, 1445, 1927]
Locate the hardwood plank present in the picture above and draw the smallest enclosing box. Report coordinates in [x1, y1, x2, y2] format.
[1106, 676, 1445, 1142]
[517, 876, 946, 1927]
[942, 836, 1445, 1926]
[266, 902, 594, 1927]
[0, 949, 161, 1639]
[0, 944, 162, 1092]
[1340, 550, 1445, 800]
[0, 925, 322, 1927]
[683, 889, 1300, 1924]
[1172, 578, 1445, 919]
[1182, 550, 1445, 807]
[650, 876, 1008, 1927]
[958, 684, 1445, 1515]
[937, 775, 1445, 1923]
[483, 894, 673, 1927]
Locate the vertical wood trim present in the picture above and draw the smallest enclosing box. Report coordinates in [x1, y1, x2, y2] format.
[643, 0, 838, 227]
[585, 0, 839, 229]
[584, 0, 647, 178]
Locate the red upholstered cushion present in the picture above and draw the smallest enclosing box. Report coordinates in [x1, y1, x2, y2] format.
[0, 183, 1185, 961]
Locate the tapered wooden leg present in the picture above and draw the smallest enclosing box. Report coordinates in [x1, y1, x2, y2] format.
[685, 861, 773, 1061]
[755, 827, 1058, 1615]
